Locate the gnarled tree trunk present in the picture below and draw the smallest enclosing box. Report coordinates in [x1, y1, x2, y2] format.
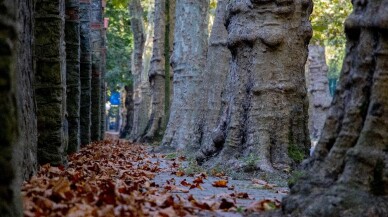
[195, 0, 231, 157]
[0, 1, 22, 215]
[127, 0, 146, 140]
[305, 45, 332, 142]
[142, 0, 175, 142]
[161, 0, 209, 150]
[90, 0, 102, 141]
[65, 0, 81, 153]
[34, 0, 68, 166]
[199, 0, 312, 173]
[281, 1, 388, 216]
[80, 0, 92, 146]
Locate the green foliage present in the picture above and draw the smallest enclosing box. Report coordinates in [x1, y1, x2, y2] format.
[311, 0, 352, 79]
[288, 144, 305, 164]
[105, 0, 133, 92]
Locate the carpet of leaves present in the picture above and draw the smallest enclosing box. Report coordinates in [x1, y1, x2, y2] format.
[22, 139, 281, 217]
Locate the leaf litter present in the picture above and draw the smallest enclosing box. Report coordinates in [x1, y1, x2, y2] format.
[23, 138, 284, 216]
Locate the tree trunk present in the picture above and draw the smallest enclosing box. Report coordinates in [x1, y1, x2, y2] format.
[65, 0, 81, 154]
[120, 85, 134, 138]
[16, 0, 38, 180]
[305, 45, 332, 143]
[281, 1, 388, 216]
[0, 1, 22, 216]
[199, 0, 312, 173]
[142, 0, 175, 142]
[100, 24, 107, 139]
[128, 0, 147, 141]
[195, 0, 231, 158]
[34, 0, 68, 166]
[79, 0, 92, 146]
[161, 0, 209, 151]
[90, 0, 102, 141]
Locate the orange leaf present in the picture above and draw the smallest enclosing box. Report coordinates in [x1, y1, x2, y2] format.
[212, 180, 228, 187]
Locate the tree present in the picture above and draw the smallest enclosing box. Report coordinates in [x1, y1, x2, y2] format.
[90, 0, 103, 141]
[127, 0, 146, 140]
[142, 0, 175, 142]
[16, 0, 38, 180]
[0, 1, 22, 215]
[305, 45, 332, 142]
[80, 1, 92, 146]
[198, 0, 313, 173]
[195, 0, 231, 157]
[34, 0, 68, 166]
[281, 1, 388, 216]
[161, 0, 209, 150]
[66, 0, 81, 153]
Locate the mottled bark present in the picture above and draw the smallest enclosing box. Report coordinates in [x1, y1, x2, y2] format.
[281, 1, 388, 216]
[0, 1, 22, 216]
[90, 0, 102, 141]
[199, 0, 312, 173]
[128, 0, 148, 140]
[100, 26, 107, 139]
[120, 85, 134, 138]
[161, 0, 209, 150]
[16, 0, 38, 180]
[66, 0, 81, 153]
[34, 0, 68, 166]
[305, 45, 332, 141]
[142, 0, 175, 142]
[195, 0, 231, 156]
[79, 0, 92, 146]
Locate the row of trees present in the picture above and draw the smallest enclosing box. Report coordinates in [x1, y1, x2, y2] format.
[118, 0, 388, 216]
[0, 0, 107, 215]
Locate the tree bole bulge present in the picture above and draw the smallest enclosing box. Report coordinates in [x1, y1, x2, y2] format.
[161, 0, 209, 151]
[199, 0, 312, 173]
[280, 1, 388, 216]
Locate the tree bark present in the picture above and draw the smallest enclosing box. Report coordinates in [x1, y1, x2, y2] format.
[0, 1, 22, 216]
[141, 0, 175, 142]
[79, 0, 92, 146]
[195, 0, 231, 157]
[16, 0, 38, 180]
[90, 0, 102, 141]
[128, 0, 147, 140]
[65, 0, 81, 153]
[120, 85, 134, 138]
[34, 0, 68, 166]
[305, 45, 332, 142]
[281, 1, 388, 216]
[161, 0, 209, 151]
[199, 0, 312, 173]
[100, 24, 107, 139]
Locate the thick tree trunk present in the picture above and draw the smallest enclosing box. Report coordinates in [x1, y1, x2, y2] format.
[195, 0, 231, 157]
[305, 45, 332, 142]
[16, 0, 38, 180]
[0, 1, 22, 216]
[79, 0, 92, 146]
[128, 0, 148, 141]
[90, 0, 102, 141]
[65, 0, 81, 153]
[281, 1, 388, 216]
[199, 0, 312, 173]
[161, 0, 209, 150]
[34, 0, 68, 166]
[142, 0, 175, 142]
[120, 85, 134, 138]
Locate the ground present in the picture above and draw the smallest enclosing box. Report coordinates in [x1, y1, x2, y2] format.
[22, 133, 288, 217]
